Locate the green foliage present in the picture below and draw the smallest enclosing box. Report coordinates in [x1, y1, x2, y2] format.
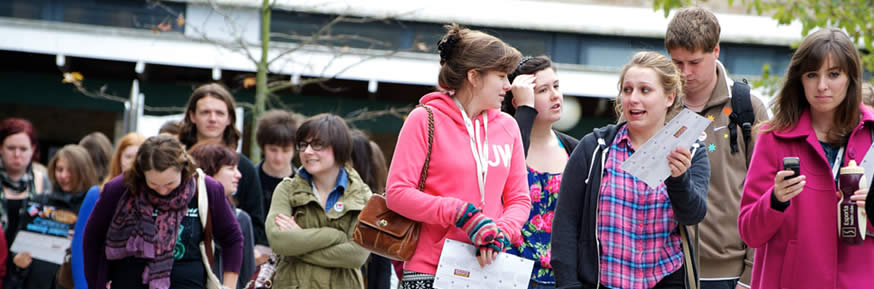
[751, 63, 782, 97]
[655, 0, 874, 92]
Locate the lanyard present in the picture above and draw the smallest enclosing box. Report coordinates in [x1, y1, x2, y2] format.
[454, 97, 488, 205]
[831, 146, 846, 182]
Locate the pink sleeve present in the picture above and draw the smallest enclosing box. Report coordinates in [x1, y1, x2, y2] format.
[738, 132, 787, 248]
[385, 107, 464, 227]
[495, 123, 532, 244]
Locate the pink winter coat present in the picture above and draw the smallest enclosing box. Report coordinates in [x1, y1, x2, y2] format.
[739, 105, 874, 289]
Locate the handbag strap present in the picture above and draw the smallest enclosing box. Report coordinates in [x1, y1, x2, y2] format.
[417, 105, 435, 192]
[196, 168, 216, 267]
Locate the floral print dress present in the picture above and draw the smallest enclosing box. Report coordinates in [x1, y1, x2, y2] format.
[507, 166, 563, 285]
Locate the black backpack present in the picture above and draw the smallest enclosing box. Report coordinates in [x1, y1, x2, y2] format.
[728, 80, 755, 154]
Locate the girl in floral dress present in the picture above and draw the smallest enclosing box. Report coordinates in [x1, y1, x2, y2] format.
[502, 56, 578, 289]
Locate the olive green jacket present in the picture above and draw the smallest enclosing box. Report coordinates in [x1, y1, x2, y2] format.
[266, 166, 372, 289]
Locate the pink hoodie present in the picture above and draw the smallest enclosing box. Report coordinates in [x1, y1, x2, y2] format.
[386, 92, 531, 275]
[739, 105, 874, 289]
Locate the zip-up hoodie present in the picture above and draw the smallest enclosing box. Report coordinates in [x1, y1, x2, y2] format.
[552, 123, 710, 289]
[386, 92, 532, 275]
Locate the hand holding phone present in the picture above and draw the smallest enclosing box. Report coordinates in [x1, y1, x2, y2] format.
[774, 157, 805, 203]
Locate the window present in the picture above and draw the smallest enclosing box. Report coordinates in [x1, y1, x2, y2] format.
[0, 0, 184, 32]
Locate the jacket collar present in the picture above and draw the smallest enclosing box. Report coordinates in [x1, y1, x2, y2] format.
[773, 104, 874, 140]
[592, 122, 624, 146]
[288, 165, 371, 218]
[701, 60, 733, 111]
[298, 167, 348, 196]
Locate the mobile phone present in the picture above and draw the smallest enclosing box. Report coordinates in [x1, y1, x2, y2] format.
[783, 157, 800, 179]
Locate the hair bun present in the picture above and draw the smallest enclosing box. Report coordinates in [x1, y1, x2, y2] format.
[437, 34, 459, 65]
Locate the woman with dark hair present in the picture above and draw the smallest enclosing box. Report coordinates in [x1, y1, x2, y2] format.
[178, 83, 266, 247]
[0, 118, 50, 242]
[266, 114, 372, 289]
[349, 129, 391, 289]
[8, 144, 98, 289]
[83, 135, 243, 289]
[501, 56, 577, 289]
[739, 28, 874, 289]
[385, 24, 531, 289]
[189, 143, 255, 289]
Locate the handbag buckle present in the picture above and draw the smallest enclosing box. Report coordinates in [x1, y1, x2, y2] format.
[378, 219, 389, 227]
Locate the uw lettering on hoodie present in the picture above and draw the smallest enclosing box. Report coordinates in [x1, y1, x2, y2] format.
[386, 92, 532, 275]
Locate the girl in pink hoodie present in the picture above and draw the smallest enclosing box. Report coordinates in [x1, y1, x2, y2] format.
[738, 28, 874, 289]
[385, 24, 531, 289]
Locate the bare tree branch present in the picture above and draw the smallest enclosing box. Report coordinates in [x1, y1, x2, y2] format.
[268, 77, 328, 93]
[61, 71, 255, 113]
[270, 33, 392, 47]
[344, 106, 414, 124]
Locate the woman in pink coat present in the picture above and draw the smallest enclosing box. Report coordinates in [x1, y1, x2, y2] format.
[738, 28, 874, 289]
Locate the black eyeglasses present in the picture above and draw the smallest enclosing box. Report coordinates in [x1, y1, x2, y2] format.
[296, 140, 326, 152]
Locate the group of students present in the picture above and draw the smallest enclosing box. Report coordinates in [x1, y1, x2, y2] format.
[384, 6, 874, 289]
[1, 5, 874, 289]
[0, 80, 395, 289]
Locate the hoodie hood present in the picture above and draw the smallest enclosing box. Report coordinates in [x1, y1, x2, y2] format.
[420, 91, 503, 127]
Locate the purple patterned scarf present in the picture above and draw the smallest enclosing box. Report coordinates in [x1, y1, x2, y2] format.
[105, 177, 195, 289]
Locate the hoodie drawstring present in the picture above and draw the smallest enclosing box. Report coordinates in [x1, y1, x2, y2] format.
[453, 97, 489, 205]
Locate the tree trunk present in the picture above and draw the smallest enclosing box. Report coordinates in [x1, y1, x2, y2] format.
[249, 0, 271, 162]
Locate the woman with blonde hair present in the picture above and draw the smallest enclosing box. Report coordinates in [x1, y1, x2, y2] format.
[552, 51, 709, 289]
[105, 132, 147, 183]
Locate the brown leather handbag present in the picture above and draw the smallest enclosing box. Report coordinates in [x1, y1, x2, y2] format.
[353, 105, 434, 261]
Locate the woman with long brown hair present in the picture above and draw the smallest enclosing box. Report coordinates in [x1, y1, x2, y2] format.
[385, 24, 531, 289]
[738, 28, 874, 289]
[8, 144, 98, 289]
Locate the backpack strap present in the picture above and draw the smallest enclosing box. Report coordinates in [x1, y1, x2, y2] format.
[680, 225, 699, 289]
[729, 80, 755, 154]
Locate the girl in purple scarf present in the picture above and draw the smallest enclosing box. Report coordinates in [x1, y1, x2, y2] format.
[83, 136, 243, 289]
